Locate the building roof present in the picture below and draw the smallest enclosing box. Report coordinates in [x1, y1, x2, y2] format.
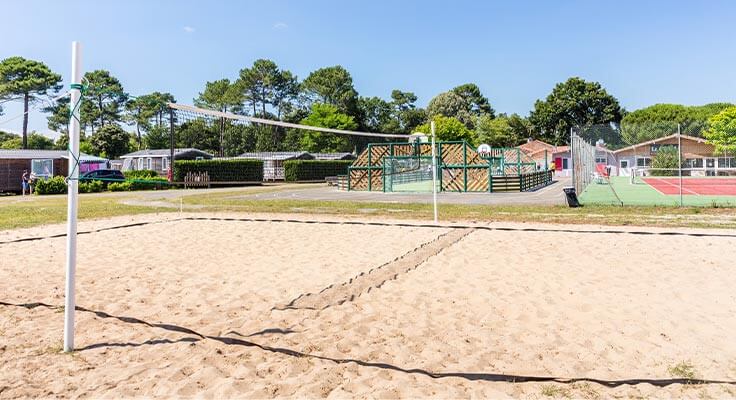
[120, 148, 212, 158]
[237, 151, 313, 161]
[0, 149, 107, 161]
[310, 152, 356, 160]
[518, 140, 556, 154]
[613, 134, 708, 154]
[517, 139, 571, 157]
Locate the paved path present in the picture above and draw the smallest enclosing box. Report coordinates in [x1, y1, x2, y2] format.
[233, 177, 570, 206]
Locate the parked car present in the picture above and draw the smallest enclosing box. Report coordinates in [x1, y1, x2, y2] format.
[80, 169, 125, 182]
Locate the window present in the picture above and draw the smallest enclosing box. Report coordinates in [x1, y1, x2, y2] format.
[706, 158, 715, 168]
[687, 158, 703, 168]
[595, 157, 607, 164]
[562, 158, 569, 169]
[636, 157, 652, 167]
[620, 160, 629, 168]
[137, 158, 144, 170]
[162, 157, 169, 171]
[146, 157, 152, 170]
[32, 159, 54, 178]
[718, 157, 735, 168]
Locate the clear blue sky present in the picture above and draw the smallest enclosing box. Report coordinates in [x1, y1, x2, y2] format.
[1, 0, 735, 138]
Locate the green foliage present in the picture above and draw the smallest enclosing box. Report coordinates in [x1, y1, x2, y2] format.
[174, 159, 263, 182]
[650, 146, 681, 175]
[427, 84, 494, 130]
[176, 118, 219, 155]
[27, 133, 54, 149]
[1, 132, 54, 149]
[143, 125, 169, 149]
[298, 103, 357, 152]
[81, 70, 128, 132]
[475, 114, 519, 147]
[621, 103, 734, 144]
[283, 160, 353, 182]
[0, 56, 62, 148]
[415, 116, 477, 144]
[195, 79, 242, 113]
[0, 137, 20, 149]
[703, 106, 736, 156]
[237, 59, 299, 118]
[451, 83, 495, 118]
[529, 77, 623, 145]
[89, 124, 131, 159]
[125, 92, 175, 145]
[108, 181, 132, 191]
[302, 66, 358, 115]
[128, 177, 169, 191]
[79, 180, 104, 193]
[124, 169, 158, 179]
[34, 176, 67, 194]
[79, 141, 95, 155]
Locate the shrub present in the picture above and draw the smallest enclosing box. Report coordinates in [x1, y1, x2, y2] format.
[174, 159, 263, 182]
[34, 176, 67, 195]
[108, 181, 132, 191]
[79, 180, 105, 193]
[129, 177, 169, 191]
[651, 146, 681, 176]
[124, 169, 158, 179]
[284, 160, 353, 182]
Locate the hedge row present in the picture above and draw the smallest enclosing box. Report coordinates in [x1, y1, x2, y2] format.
[124, 169, 159, 179]
[284, 160, 353, 182]
[174, 159, 263, 182]
[34, 175, 168, 195]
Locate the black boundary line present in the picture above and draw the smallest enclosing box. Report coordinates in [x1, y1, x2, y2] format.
[2, 214, 735, 246]
[0, 218, 185, 246]
[182, 216, 736, 238]
[2, 301, 733, 388]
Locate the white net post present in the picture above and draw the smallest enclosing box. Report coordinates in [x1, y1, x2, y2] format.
[64, 41, 82, 353]
[431, 121, 438, 223]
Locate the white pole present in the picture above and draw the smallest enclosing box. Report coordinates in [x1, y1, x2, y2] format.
[678, 124, 683, 207]
[64, 41, 82, 353]
[431, 121, 438, 223]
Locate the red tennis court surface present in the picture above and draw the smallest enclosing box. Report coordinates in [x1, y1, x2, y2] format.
[643, 177, 736, 196]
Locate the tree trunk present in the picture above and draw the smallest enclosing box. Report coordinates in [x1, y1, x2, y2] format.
[22, 93, 29, 149]
[98, 95, 104, 127]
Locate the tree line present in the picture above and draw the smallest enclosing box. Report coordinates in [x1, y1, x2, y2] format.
[1, 55, 735, 159]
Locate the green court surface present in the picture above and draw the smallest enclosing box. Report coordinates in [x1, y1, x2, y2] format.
[389, 180, 437, 192]
[580, 176, 736, 207]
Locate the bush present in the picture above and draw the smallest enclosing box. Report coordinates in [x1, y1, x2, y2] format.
[129, 176, 169, 191]
[651, 146, 681, 176]
[108, 181, 132, 191]
[283, 160, 353, 182]
[34, 176, 67, 195]
[124, 169, 158, 179]
[79, 180, 105, 193]
[174, 159, 263, 182]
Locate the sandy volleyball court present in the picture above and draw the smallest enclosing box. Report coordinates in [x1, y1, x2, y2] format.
[1, 213, 736, 398]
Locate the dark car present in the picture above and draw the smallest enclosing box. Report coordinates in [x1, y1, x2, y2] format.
[81, 169, 125, 182]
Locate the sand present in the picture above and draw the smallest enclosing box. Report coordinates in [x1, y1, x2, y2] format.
[1, 212, 736, 399]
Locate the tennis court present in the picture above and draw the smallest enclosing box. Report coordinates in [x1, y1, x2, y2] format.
[642, 176, 736, 196]
[580, 176, 736, 206]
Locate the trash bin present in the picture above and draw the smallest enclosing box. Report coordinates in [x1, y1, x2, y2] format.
[563, 186, 581, 207]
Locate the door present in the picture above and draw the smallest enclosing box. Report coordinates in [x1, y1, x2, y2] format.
[554, 157, 562, 170]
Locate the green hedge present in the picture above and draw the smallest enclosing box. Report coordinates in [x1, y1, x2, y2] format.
[284, 160, 353, 182]
[174, 159, 263, 182]
[124, 169, 159, 179]
[79, 180, 105, 193]
[129, 177, 169, 190]
[34, 176, 67, 195]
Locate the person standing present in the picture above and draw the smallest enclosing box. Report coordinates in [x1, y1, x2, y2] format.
[21, 169, 30, 196]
